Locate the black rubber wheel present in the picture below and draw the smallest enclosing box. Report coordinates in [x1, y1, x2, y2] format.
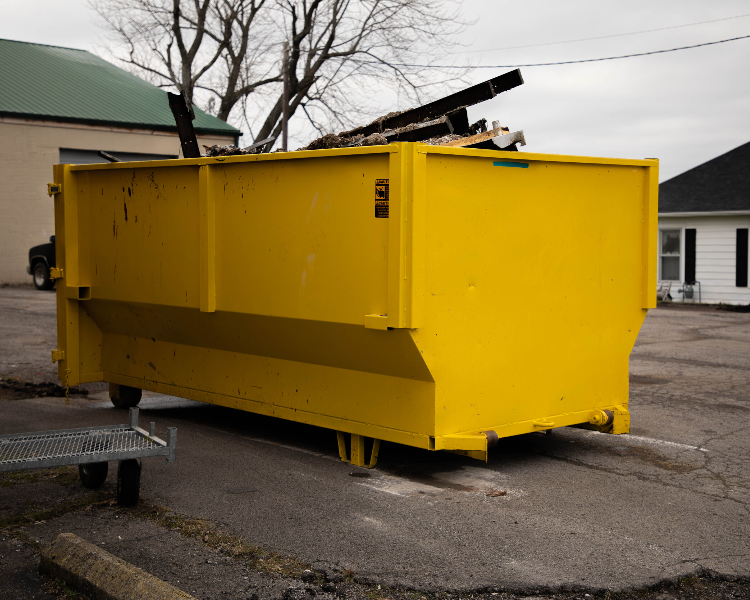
[109, 383, 142, 409]
[116, 459, 141, 507]
[32, 262, 54, 291]
[78, 462, 108, 489]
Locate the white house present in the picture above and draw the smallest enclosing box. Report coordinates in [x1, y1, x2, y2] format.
[658, 141, 750, 305]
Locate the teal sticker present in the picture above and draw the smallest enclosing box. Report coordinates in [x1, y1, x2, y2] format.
[493, 161, 528, 168]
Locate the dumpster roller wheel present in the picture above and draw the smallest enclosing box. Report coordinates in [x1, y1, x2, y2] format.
[109, 383, 142, 409]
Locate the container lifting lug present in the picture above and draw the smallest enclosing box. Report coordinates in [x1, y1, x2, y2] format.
[47, 183, 62, 196]
[49, 268, 64, 280]
[51, 350, 65, 363]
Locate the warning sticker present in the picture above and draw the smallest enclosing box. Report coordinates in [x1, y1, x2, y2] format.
[375, 179, 389, 218]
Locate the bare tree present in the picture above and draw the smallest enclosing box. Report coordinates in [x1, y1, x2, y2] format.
[92, 0, 279, 116]
[92, 0, 468, 146]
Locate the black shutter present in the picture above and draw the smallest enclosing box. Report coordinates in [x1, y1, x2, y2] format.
[737, 229, 749, 288]
[685, 229, 696, 284]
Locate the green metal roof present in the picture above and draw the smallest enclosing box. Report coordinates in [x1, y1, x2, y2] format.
[0, 38, 240, 139]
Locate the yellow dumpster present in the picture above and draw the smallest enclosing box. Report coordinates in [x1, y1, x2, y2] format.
[50, 143, 658, 464]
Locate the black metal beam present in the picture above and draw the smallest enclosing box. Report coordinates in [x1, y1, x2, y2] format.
[167, 92, 201, 159]
[344, 69, 523, 138]
[446, 109, 470, 135]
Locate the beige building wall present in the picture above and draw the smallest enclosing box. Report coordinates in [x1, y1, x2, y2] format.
[0, 117, 234, 283]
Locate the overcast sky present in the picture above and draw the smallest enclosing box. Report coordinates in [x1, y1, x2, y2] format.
[2, 0, 749, 181]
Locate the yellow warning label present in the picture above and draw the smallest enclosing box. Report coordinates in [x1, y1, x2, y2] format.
[375, 179, 389, 218]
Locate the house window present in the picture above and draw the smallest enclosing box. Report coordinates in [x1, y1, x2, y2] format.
[660, 229, 681, 281]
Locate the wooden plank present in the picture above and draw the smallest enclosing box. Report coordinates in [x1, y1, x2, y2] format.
[441, 130, 496, 147]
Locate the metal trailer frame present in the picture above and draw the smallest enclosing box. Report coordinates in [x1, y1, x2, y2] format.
[0, 408, 175, 504]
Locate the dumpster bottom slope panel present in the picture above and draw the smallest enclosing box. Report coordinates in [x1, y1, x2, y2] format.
[83, 300, 434, 381]
[99, 331, 437, 440]
[103, 370, 435, 451]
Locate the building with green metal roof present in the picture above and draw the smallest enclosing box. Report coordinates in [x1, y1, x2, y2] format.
[0, 38, 240, 283]
[0, 38, 239, 139]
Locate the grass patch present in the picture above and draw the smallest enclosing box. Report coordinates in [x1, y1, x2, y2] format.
[3, 526, 45, 553]
[41, 576, 91, 600]
[0, 466, 81, 488]
[678, 574, 698, 587]
[0, 490, 113, 529]
[126, 501, 312, 578]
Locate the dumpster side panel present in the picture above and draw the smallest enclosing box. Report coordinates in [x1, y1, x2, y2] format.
[214, 155, 391, 324]
[417, 152, 652, 437]
[80, 166, 202, 308]
[82, 303, 436, 436]
[82, 301, 433, 381]
[65, 149, 437, 443]
[74, 152, 392, 324]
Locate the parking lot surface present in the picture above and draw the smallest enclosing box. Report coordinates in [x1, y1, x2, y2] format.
[1, 287, 749, 597]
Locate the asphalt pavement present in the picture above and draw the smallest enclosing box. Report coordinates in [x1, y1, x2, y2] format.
[1, 287, 748, 595]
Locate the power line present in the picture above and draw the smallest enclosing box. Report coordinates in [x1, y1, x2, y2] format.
[373, 34, 750, 69]
[459, 13, 750, 53]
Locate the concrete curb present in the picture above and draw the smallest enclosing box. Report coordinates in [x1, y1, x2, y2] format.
[40, 533, 196, 600]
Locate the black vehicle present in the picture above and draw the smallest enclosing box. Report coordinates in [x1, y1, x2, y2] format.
[28, 236, 56, 290]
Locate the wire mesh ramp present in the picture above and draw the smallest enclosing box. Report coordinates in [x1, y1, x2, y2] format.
[0, 408, 176, 506]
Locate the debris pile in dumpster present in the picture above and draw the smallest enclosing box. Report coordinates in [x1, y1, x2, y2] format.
[201, 68, 527, 157]
[315, 69, 526, 151]
[202, 135, 278, 157]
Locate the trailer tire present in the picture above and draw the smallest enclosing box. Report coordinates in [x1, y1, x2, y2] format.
[109, 383, 142, 409]
[79, 462, 108, 489]
[117, 459, 141, 506]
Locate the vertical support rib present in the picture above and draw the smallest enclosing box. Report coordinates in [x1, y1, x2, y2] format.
[642, 160, 659, 309]
[199, 165, 216, 313]
[387, 143, 426, 329]
[54, 164, 81, 385]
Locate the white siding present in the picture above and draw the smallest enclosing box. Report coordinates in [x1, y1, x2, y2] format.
[658, 215, 750, 305]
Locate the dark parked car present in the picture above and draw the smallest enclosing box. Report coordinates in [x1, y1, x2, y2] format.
[28, 236, 56, 290]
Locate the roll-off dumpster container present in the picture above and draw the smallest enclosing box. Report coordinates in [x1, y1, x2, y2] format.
[50, 143, 658, 464]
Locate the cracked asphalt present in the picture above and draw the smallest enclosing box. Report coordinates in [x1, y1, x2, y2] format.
[1, 287, 749, 598]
